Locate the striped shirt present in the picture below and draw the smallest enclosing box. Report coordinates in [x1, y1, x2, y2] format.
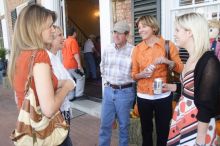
[100, 43, 134, 85]
[179, 48, 189, 64]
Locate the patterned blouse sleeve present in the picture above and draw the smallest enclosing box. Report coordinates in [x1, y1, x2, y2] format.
[194, 52, 220, 123]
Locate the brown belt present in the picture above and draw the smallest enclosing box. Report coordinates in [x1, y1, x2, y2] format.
[107, 82, 133, 89]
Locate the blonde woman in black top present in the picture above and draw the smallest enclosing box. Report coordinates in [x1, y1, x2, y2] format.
[164, 13, 220, 146]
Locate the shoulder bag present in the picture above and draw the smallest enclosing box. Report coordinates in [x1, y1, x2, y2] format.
[10, 50, 69, 146]
[165, 40, 181, 105]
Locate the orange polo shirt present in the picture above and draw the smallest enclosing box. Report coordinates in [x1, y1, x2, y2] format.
[131, 36, 183, 95]
[62, 36, 80, 69]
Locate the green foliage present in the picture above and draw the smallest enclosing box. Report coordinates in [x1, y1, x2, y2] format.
[0, 48, 6, 60]
[0, 39, 4, 48]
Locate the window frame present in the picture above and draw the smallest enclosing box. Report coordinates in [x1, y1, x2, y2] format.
[162, 0, 220, 42]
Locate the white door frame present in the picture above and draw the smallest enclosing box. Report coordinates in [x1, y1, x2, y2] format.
[99, 0, 113, 96]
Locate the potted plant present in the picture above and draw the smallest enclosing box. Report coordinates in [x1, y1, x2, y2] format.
[0, 48, 6, 60]
[0, 48, 6, 77]
[0, 48, 10, 88]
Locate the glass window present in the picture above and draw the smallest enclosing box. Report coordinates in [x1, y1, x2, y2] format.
[179, 0, 220, 6]
[206, 5, 220, 20]
[195, 0, 216, 4]
[170, 1, 220, 42]
[179, 0, 192, 6]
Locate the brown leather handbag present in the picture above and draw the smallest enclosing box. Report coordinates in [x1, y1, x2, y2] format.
[10, 50, 69, 146]
[165, 40, 181, 105]
[164, 40, 181, 83]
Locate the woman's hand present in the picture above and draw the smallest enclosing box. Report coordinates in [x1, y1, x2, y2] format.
[154, 57, 169, 65]
[58, 80, 65, 88]
[195, 121, 208, 146]
[154, 57, 175, 70]
[64, 79, 75, 92]
[139, 70, 153, 78]
[162, 83, 177, 92]
[135, 64, 155, 79]
[58, 79, 75, 92]
[144, 64, 156, 72]
[139, 64, 155, 78]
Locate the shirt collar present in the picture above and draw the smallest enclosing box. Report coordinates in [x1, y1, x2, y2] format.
[138, 35, 165, 50]
[114, 42, 128, 50]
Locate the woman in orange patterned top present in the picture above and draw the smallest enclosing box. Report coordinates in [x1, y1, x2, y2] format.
[165, 13, 220, 146]
[131, 15, 183, 146]
[8, 4, 74, 145]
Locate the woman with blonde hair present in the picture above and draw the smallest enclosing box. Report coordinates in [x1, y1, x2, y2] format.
[131, 15, 183, 146]
[46, 25, 75, 146]
[8, 4, 74, 145]
[166, 13, 220, 146]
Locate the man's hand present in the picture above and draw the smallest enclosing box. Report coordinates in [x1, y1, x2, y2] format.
[78, 66, 84, 73]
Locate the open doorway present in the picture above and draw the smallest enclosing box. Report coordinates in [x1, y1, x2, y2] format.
[65, 0, 102, 100]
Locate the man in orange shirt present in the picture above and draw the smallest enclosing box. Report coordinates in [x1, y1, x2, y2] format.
[62, 27, 85, 101]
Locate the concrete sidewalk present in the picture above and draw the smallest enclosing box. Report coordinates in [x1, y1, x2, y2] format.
[0, 84, 118, 146]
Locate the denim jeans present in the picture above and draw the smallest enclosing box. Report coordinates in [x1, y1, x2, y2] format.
[99, 85, 135, 146]
[84, 52, 97, 79]
[68, 69, 85, 98]
[59, 135, 72, 146]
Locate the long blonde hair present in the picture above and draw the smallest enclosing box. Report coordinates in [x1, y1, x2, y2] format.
[175, 12, 210, 61]
[8, 4, 56, 85]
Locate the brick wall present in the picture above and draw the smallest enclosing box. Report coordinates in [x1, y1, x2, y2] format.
[112, 0, 133, 43]
[4, 0, 41, 49]
[4, 0, 29, 48]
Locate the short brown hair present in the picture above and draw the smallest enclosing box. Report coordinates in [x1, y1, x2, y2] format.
[135, 15, 160, 35]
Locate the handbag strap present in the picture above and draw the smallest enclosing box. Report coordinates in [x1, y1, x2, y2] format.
[24, 50, 38, 94]
[165, 40, 170, 59]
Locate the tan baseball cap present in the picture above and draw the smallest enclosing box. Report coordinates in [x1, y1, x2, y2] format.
[113, 21, 130, 33]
